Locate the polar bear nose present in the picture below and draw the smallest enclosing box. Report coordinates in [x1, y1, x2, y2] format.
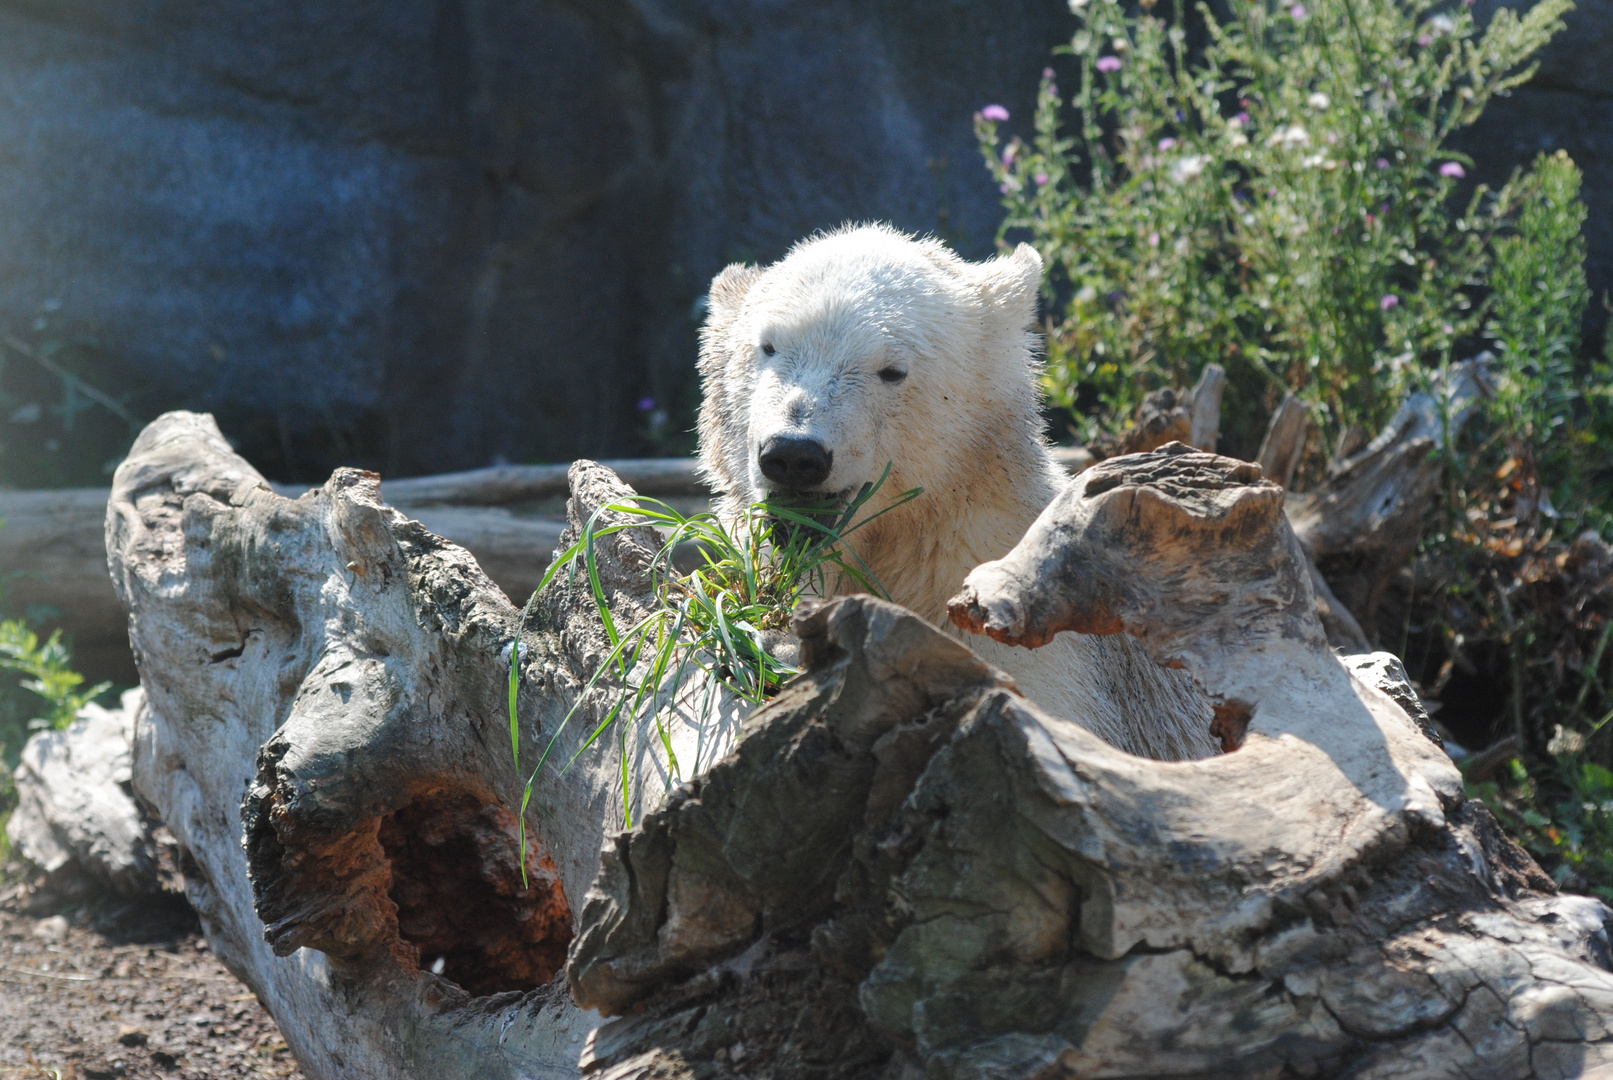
[758, 435, 833, 491]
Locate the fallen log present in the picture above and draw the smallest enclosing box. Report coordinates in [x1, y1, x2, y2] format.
[98, 411, 1613, 1079]
[1, 450, 1095, 686]
[1256, 390, 1310, 490]
[108, 413, 659, 1078]
[0, 491, 561, 685]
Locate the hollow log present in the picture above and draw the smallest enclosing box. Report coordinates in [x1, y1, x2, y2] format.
[107, 412, 668, 1078]
[104, 412, 1613, 1079]
[569, 444, 1613, 1078]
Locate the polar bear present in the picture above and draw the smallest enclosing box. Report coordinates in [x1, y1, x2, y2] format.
[695, 223, 1219, 761]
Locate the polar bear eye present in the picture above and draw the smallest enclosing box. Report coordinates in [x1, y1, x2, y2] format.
[878, 366, 907, 384]
[761, 342, 776, 356]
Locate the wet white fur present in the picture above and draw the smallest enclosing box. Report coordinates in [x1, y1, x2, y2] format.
[697, 224, 1217, 761]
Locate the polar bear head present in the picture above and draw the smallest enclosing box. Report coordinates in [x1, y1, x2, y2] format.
[696, 224, 1048, 529]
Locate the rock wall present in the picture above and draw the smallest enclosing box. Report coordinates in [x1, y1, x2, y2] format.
[1457, 0, 1612, 349]
[0, 0, 1603, 484]
[0, 0, 1071, 482]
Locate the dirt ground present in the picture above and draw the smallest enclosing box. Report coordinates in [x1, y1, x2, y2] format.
[0, 882, 305, 1080]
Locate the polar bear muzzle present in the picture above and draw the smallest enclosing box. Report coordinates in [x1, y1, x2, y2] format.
[757, 434, 833, 492]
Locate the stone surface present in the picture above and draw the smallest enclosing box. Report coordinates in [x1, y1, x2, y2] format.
[7, 687, 171, 895]
[0, 0, 1075, 484]
[0, 1, 1602, 487]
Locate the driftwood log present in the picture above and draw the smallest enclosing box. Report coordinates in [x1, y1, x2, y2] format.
[99, 411, 1613, 1079]
[1256, 391, 1311, 491]
[0, 445, 1096, 687]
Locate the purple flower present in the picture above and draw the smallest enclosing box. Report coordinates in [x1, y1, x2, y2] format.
[981, 104, 1010, 122]
[1044, 67, 1057, 80]
[1148, 231, 1160, 248]
[1439, 161, 1466, 178]
[1376, 157, 1390, 169]
[1234, 112, 1251, 125]
[1380, 294, 1400, 311]
[1095, 56, 1123, 73]
[1290, 4, 1307, 17]
[1034, 171, 1050, 186]
[637, 396, 657, 411]
[1158, 137, 1177, 151]
[1416, 34, 1431, 46]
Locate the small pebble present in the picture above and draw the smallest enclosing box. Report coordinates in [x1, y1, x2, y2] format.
[117, 1024, 148, 1047]
[32, 915, 68, 942]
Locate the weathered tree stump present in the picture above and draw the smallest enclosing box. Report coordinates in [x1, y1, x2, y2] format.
[104, 414, 1613, 1079]
[1087, 364, 1226, 459]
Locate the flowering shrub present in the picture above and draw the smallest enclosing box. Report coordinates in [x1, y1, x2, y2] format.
[975, 0, 1570, 457]
[976, 0, 1613, 895]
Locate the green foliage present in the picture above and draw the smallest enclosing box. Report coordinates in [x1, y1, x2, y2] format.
[1480, 151, 1611, 531]
[506, 470, 919, 873]
[1468, 745, 1613, 900]
[0, 570, 109, 874]
[0, 619, 110, 762]
[976, 0, 1568, 456]
[979, 0, 1613, 895]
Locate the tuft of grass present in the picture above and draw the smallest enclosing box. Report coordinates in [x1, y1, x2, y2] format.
[505, 467, 920, 878]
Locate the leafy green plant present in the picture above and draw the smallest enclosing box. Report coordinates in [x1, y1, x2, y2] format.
[976, 0, 1568, 458]
[1477, 151, 1611, 531]
[0, 613, 110, 876]
[978, 0, 1613, 895]
[1467, 741, 1613, 900]
[505, 469, 919, 873]
[0, 619, 110, 763]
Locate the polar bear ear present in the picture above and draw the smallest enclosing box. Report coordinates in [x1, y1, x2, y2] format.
[973, 243, 1043, 331]
[705, 263, 762, 328]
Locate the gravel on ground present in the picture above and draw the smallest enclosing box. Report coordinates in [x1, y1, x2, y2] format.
[0, 881, 305, 1080]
